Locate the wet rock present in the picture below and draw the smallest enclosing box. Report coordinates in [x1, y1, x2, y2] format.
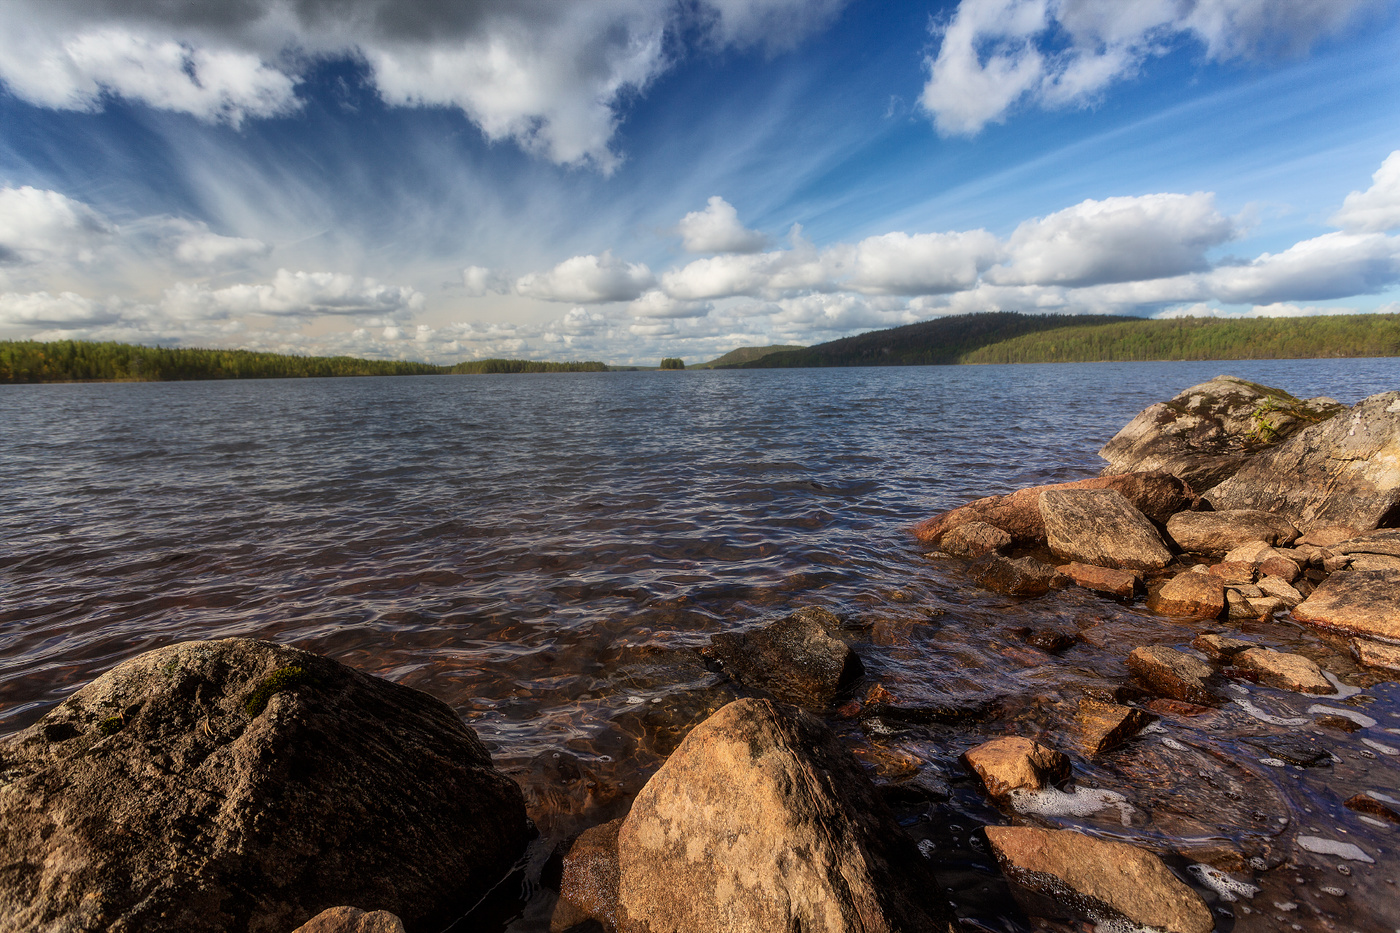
[1206, 390, 1400, 531]
[1144, 698, 1217, 718]
[1234, 647, 1332, 694]
[967, 553, 1070, 597]
[1209, 560, 1256, 585]
[912, 472, 1198, 548]
[1225, 588, 1261, 620]
[938, 520, 1012, 559]
[1256, 575, 1304, 607]
[1040, 488, 1174, 572]
[1191, 633, 1253, 660]
[860, 685, 1001, 726]
[1061, 561, 1138, 597]
[1074, 698, 1154, 754]
[706, 607, 863, 708]
[1242, 734, 1333, 767]
[1127, 646, 1220, 706]
[1298, 523, 1361, 547]
[1166, 509, 1299, 554]
[1258, 554, 1302, 583]
[615, 698, 955, 933]
[984, 826, 1213, 933]
[1018, 627, 1078, 653]
[1148, 571, 1226, 620]
[1098, 375, 1341, 493]
[1350, 638, 1400, 673]
[961, 736, 1071, 798]
[552, 819, 623, 933]
[292, 908, 406, 933]
[0, 639, 531, 933]
[1247, 595, 1287, 618]
[1345, 793, 1400, 824]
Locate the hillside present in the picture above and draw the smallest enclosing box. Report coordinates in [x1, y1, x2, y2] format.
[690, 345, 806, 369]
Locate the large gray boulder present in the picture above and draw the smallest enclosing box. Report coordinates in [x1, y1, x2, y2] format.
[0, 639, 531, 933]
[1098, 376, 1342, 492]
[1165, 509, 1299, 554]
[615, 698, 954, 933]
[1040, 488, 1174, 571]
[1206, 391, 1400, 531]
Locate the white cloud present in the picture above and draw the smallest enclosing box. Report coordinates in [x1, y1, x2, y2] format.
[844, 229, 1003, 295]
[171, 224, 270, 265]
[0, 186, 113, 263]
[986, 192, 1235, 287]
[698, 0, 850, 52]
[1205, 231, 1400, 304]
[629, 290, 714, 319]
[515, 252, 654, 303]
[462, 265, 511, 296]
[0, 290, 123, 327]
[677, 197, 769, 254]
[1331, 150, 1400, 233]
[921, 0, 1386, 136]
[163, 269, 425, 319]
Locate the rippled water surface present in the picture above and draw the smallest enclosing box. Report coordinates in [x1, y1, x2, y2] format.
[3, 360, 1399, 931]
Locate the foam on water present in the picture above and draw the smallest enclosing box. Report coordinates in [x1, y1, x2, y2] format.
[1296, 836, 1375, 863]
[1187, 864, 1260, 902]
[1235, 696, 1308, 726]
[1009, 785, 1135, 826]
[1362, 737, 1399, 755]
[1308, 705, 1377, 728]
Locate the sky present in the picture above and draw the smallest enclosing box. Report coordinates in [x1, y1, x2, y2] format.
[1, 0, 1399, 366]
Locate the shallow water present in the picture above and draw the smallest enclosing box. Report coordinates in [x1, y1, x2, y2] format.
[2, 360, 1399, 931]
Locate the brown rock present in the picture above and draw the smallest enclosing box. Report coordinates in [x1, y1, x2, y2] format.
[1345, 794, 1400, 824]
[1165, 509, 1299, 554]
[615, 699, 955, 933]
[1040, 489, 1174, 572]
[1098, 375, 1341, 492]
[984, 826, 1213, 933]
[937, 520, 1012, 559]
[1148, 572, 1226, 620]
[1208, 560, 1256, 584]
[706, 607, 863, 708]
[1323, 553, 1354, 573]
[0, 639, 531, 933]
[1127, 646, 1220, 706]
[1075, 698, 1154, 754]
[1222, 540, 1281, 564]
[1206, 390, 1400, 531]
[1351, 638, 1400, 673]
[911, 472, 1197, 547]
[967, 553, 1069, 597]
[1234, 647, 1332, 694]
[961, 736, 1071, 798]
[1256, 575, 1304, 607]
[1348, 553, 1400, 573]
[552, 819, 623, 933]
[1298, 523, 1361, 547]
[1063, 561, 1138, 597]
[1191, 633, 1253, 660]
[1225, 589, 1260, 620]
[1246, 595, 1286, 618]
[292, 908, 406, 933]
[1258, 555, 1301, 583]
[1145, 698, 1217, 718]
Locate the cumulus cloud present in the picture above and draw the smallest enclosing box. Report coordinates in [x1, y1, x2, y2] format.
[1204, 231, 1400, 304]
[1331, 150, 1400, 233]
[986, 192, 1235, 287]
[843, 229, 1003, 295]
[0, 290, 123, 327]
[462, 265, 511, 296]
[0, 186, 113, 263]
[170, 224, 270, 265]
[629, 290, 714, 319]
[163, 269, 425, 318]
[921, 0, 1386, 136]
[677, 197, 769, 253]
[515, 252, 654, 303]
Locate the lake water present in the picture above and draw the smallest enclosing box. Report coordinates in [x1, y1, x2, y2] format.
[3, 359, 1399, 931]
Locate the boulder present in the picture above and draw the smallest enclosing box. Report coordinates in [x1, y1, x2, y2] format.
[961, 736, 1071, 798]
[1257, 554, 1301, 583]
[552, 819, 623, 933]
[1350, 554, 1400, 572]
[1148, 571, 1226, 620]
[1098, 375, 1342, 492]
[1191, 633, 1253, 660]
[1298, 524, 1360, 547]
[1246, 595, 1286, 618]
[1039, 489, 1174, 572]
[1062, 561, 1138, 597]
[1351, 638, 1400, 673]
[1256, 575, 1304, 608]
[1234, 647, 1332, 694]
[1127, 646, 1220, 706]
[615, 699, 954, 933]
[967, 553, 1069, 597]
[706, 608, 863, 708]
[937, 520, 1011, 559]
[984, 826, 1213, 933]
[1205, 391, 1400, 531]
[1222, 540, 1282, 565]
[1294, 571, 1400, 641]
[0, 639, 531, 933]
[1165, 509, 1298, 554]
[1334, 527, 1400, 559]
[1074, 698, 1154, 754]
[912, 472, 1197, 547]
[292, 908, 406, 933]
[1208, 560, 1256, 584]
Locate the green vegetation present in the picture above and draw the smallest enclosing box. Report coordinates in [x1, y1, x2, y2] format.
[690, 345, 806, 369]
[0, 339, 607, 383]
[96, 716, 125, 737]
[729, 312, 1400, 368]
[243, 663, 321, 717]
[659, 357, 685, 370]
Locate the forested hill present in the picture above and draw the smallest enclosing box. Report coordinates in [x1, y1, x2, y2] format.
[731, 312, 1400, 368]
[0, 340, 605, 383]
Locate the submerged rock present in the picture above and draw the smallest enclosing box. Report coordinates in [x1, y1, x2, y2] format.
[1206, 390, 1400, 531]
[705, 607, 863, 708]
[1293, 570, 1400, 641]
[1148, 570, 1226, 620]
[937, 520, 1012, 559]
[1098, 375, 1342, 492]
[615, 698, 955, 933]
[1351, 638, 1400, 673]
[961, 736, 1070, 798]
[1166, 509, 1299, 554]
[1074, 698, 1154, 755]
[1234, 647, 1332, 694]
[1062, 561, 1138, 597]
[1127, 645, 1220, 706]
[1039, 488, 1174, 572]
[984, 826, 1213, 933]
[552, 819, 624, 933]
[967, 553, 1070, 597]
[0, 638, 531, 933]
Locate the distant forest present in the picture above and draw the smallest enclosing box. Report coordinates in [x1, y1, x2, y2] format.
[0, 340, 606, 383]
[730, 312, 1400, 368]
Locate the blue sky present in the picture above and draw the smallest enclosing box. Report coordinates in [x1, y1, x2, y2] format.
[1, 0, 1399, 365]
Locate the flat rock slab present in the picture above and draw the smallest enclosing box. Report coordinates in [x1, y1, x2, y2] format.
[1075, 698, 1154, 754]
[1149, 571, 1226, 620]
[1040, 488, 1174, 572]
[1243, 734, 1333, 767]
[616, 698, 955, 933]
[1352, 638, 1400, 673]
[292, 908, 406, 933]
[0, 639, 531, 933]
[984, 826, 1213, 933]
[961, 736, 1070, 798]
[1062, 561, 1138, 597]
[1166, 509, 1298, 554]
[938, 520, 1011, 559]
[1257, 575, 1304, 607]
[1127, 645, 1220, 706]
[552, 819, 623, 933]
[1293, 571, 1400, 641]
[1235, 647, 1332, 694]
[1192, 633, 1253, 660]
[706, 607, 863, 708]
[967, 554, 1069, 597]
[1334, 528, 1400, 558]
[1206, 390, 1400, 531]
[912, 472, 1197, 548]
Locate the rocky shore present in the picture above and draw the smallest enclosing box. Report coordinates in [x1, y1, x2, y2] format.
[2, 375, 1397, 933]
